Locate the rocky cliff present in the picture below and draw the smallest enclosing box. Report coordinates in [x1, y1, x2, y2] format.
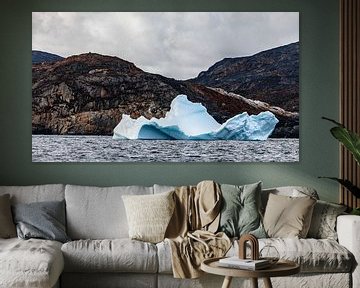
[32, 51, 64, 64]
[191, 42, 299, 112]
[32, 52, 298, 137]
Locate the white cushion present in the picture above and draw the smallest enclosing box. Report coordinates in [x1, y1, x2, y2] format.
[0, 184, 65, 204]
[157, 238, 353, 274]
[156, 240, 173, 274]
[0, 238, 63, 288]
[153, 184, 175, 194]
[228, 238, 353, 273]
[65, 185, 153, 239]
[263, 186, 319, 197]
[61, 239, 158, 273]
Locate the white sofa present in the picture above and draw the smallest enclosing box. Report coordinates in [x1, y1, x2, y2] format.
[0, 184, 359, 288]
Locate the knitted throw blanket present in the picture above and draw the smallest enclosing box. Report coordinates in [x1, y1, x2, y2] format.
[165, 180, 231, 278]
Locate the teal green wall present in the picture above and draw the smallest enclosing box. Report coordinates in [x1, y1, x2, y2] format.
[0, 0, 340, 202]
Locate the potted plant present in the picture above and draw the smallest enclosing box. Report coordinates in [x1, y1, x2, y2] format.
[321, 117, 360, 215]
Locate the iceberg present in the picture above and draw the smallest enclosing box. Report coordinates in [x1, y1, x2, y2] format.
[113, 95, 279, 140]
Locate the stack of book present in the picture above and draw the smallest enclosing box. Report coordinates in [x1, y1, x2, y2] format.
[218, 257, 271, 270]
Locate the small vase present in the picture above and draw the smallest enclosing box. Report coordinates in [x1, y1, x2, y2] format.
[259, 245, 280, 264]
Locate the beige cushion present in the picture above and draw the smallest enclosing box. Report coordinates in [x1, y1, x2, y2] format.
[0, 194, 16, 238]
[263, 193, 316, 238]
[261, 186, 319, 213]
[0, 238, 63, 288]
[122, 191, 175, 243]
[65, 185, 153, 239]
[61, 239, 158, 273]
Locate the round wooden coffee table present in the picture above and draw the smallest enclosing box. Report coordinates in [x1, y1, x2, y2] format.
[201, 257, 300, 288]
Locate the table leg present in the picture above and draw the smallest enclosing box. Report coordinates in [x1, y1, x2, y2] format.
[251, 278, 258, 288]
[263, 277, 273, 288]
[221, 276, 233, 288]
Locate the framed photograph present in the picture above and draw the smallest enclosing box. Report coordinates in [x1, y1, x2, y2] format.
[32, 12, 299, 162]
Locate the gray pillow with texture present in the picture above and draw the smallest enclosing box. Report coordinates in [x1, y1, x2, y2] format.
[12, 200, 70, 243]
[218, 182, 266, 238]
[0, 194, 16, 238]
[307, 200, 347, 240]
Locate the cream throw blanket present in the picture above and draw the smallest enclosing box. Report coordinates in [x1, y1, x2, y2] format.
[165, 181, 231, 278]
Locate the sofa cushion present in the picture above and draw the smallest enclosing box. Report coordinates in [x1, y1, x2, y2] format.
[218, 182, 266, 238]
[122, 191, 175, 243]
[261, 238, 354, 273]
[156, 240, 173, 274]
[153, 184, 176, 194]
[0, 194, 16, 238]
[263, 193, 316, 238]
[65, 185, 153, 239]
[61, 273, 157, 288]
[157, 237, 353, 274]
[235, 238, 353, 273]
[261, 186, 319, 213]
[307, 200, 347, 240]
[12, 200, 70, 243]
[0, 238, 64, 288]
[0, 184, 65, 204]
[61, 239, 158, 273]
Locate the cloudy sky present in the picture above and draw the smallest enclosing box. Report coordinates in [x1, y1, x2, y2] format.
[32, 12, 299, 80]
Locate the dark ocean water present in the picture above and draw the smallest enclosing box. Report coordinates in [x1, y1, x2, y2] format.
[32, 135, 299, 162]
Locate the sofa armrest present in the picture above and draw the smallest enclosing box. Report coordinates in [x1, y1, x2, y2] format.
[337, 215, 360, 288]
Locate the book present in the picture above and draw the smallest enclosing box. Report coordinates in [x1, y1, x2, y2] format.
[218, 257, 271, 270]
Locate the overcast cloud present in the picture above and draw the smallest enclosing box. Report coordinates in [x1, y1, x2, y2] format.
[32, 12, 299, 80]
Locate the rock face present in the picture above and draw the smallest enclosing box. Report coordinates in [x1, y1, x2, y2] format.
[32, 51, 64, 64]
[208, 88, 299, 138]
[32, 52, 298, 137]
[191, 42, 299, 112]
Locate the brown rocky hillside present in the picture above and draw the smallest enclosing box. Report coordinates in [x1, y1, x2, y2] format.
[32, 52, 298, 137]
[191, 42, 299, 112]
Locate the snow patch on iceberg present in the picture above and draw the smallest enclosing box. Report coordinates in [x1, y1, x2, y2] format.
[113, 95, 278, 140]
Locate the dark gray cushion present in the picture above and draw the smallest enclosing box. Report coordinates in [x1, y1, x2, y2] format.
[12, 200, 70, 243]
[218, 182, 266, 238]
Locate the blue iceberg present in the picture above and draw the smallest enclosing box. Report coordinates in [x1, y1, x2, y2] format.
[113, 95, 278, 140]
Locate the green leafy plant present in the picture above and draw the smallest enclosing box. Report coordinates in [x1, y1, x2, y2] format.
[320, 117, 360, 200]
[353, 208, 360, 215]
